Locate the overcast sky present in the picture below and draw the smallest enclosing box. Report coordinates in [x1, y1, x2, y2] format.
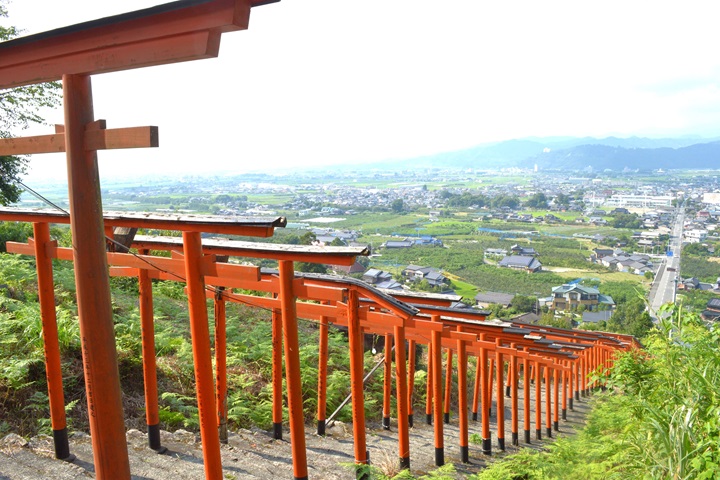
[4, 0, 720, 181]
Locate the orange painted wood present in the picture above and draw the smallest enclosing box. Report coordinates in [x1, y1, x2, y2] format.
[535, 364, 542, 438]
[523, 356, 531, 441]
[214, 287, 228, 443]
[0, 0, 254, 88]
[472, 355, 481, 421]
[63, 74, 130, 479]
[510, 351, 519, 445]
[182, 231, 222, 479]
[553, 367, 559, 430]
[138, 251, 161, 437]
[347, 290, 368, 466]
[316, 311, 329, 435]
[382, 334, 393, 425]
[425, 340, 433, 423]
[394, 324, 410, 469]
[479, 336, 490, 452]
[443, 349, 452, 421]
[431, 314, 444, 465]
[456, 327, 469, 462]
[32, 223, 69, 452]
[271, 308, 283, 438]
[545, 365, 552, 435]
[407, 340, 416, 422]
[278, 261, 308, 480]
[496, 350, 505, 448]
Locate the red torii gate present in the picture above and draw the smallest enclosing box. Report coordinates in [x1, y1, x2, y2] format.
[0, 1, 278, 478]
[0, 4, 640, 477]
[3, 214, 636, 478]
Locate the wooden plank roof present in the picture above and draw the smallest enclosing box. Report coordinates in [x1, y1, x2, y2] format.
[132, 234, 369, 266]
[0, 207, 286, 236]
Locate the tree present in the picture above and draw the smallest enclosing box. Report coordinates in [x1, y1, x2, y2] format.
[525, 192, 548, 209]
[0, 1, 62, 204]
[391, 199, 404, 213]
[510, 294, 535, 313]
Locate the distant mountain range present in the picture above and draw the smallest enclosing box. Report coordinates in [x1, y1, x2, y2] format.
[370, 136, 720, 172]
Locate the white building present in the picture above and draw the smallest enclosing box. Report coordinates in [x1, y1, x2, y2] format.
[604, 194, 675, 209]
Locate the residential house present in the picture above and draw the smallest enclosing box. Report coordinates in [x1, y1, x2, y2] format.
[474, 292, 514, 309]
[332, 261, 366, 275]
[402, 265, 449, 287]
[510, 244, 538, 256]
[592, 248, 614, 260]
[702, 298, 720, 321]
[582, 310, 613, 324]
[484, 248, 507, 258]
[498, 255, 542, 273]
[550, 284, 615, 312]
[383, 239, 414, 248]
[362, 268, 393, 285]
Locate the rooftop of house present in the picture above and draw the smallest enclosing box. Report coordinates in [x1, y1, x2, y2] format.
[474, 292, 515, 305]
[498, 255, 541, 269]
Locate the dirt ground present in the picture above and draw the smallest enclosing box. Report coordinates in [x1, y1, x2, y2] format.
[0, 383, 595, 479]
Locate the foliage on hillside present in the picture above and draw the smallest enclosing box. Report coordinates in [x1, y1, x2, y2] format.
[473, 305, 720, 479]
[680, 252, 720, 283]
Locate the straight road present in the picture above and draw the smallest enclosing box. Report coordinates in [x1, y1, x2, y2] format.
[648, 207, 684, 319]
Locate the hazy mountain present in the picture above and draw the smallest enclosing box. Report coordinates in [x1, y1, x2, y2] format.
[372, 136, 720, 171]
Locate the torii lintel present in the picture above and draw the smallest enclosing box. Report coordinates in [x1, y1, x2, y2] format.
[0, 0, 278, 89]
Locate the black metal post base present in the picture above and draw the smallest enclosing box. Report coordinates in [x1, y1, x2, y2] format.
[546, 427, 552, 438]
[482, 438, 492, 455]
[382, 417, 391, 430]
[443, 412, 450, 424]
[295, 477, 308, 480]
[472, 411, 478, 421]
[460, 445, 469, 463]
[408, 414, 413, 428]
[435, 447, 445, 466]
[52, 428, 75, 462]
[562, 408, 567, 420]
[400, 456, 410, 470]
[575, 391, 580, 400]
[273, 422, 283, 440]
[569, 398, 574, 410]
[505, 385, 511, 397]
[317, 419, 326, 436]
[536, 429, 542, 440]
[147, 424, 167, 454]
[553, 421, 559, 432]
[426, 413, 432, 425]
[512, 432, 519, 446]
[524, 429, 531, 444]
[498, 437, 505, 451]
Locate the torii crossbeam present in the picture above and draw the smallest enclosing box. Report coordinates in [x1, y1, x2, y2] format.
[0, 1, 278, 479]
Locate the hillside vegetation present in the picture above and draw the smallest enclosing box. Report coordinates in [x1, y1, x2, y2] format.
[474, 305, 720, 479]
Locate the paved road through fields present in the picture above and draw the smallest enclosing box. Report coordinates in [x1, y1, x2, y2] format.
[648, 207, 684, 319]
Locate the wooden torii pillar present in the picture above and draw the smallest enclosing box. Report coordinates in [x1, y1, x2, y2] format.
[0, 100, 158, 478]
[0, 2, 278, 478]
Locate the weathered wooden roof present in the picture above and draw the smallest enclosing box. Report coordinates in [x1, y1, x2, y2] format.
[132, 234, 369, 266]
[0, 208, 286, 236]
